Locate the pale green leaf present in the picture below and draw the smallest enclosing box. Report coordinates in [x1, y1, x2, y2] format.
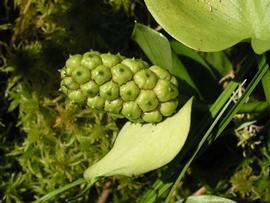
[84, 98, 193, 180]
[176, 195, 237, 203]
[145, 0, 270, 54]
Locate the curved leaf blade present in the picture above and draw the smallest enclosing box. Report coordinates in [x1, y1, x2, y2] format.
[84, 98, 193, 180]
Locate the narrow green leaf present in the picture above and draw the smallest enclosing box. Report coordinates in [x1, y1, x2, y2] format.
[213, 57, 269, 140]
[258, 55, 270, 106]
[145, 0, 270, 54]
[238, 101, 270, 113]
[170, 40, 216, 79]
[171, 53, 203, 99]
[37, 178, 90, 203]
[139, 180, 172, 203]
[200, 51, 233, 77]
[0, 23, 12, 30]
[132, 22, 172, 69]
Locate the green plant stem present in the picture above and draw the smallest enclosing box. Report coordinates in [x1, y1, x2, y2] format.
[37, 178, 94, 203]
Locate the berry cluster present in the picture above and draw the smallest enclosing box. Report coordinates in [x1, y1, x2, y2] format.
[60, 51, 179, 123]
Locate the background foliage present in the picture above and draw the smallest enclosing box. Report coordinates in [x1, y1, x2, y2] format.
[0, 0, 270, 202]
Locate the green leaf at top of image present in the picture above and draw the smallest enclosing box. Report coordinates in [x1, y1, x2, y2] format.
[84, 98, 193, 180]
[145, 0, 270, 54]
[176, 195, 237, 203]
[132, 22, 172, 70]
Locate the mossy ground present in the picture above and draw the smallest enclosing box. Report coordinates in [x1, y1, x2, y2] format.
[0, 0, 270, 202]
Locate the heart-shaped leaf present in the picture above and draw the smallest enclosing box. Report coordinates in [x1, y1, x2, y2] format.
[145, 0, 270, 54]
[84, 98, 193, 180]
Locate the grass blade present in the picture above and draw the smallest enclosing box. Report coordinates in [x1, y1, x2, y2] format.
[165, 55, 269, 202]
[164, 81, 243, 203]
[37, 178, 92, 203]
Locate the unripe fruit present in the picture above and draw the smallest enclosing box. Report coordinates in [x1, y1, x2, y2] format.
[72, 66, 91, 84]
[122, 101, 142, 120]
[137, 90, 159, 112]
[150, 65, 171, 80]
[61, 77, 80, 90]
[99, 81, 119, 101]
[81, 53, 102, 70]
[91, 65, 112, 85]
[160, 99, 178, 116]
[105, 99, 123, 114]
[65, 54, 82, 75]
[68, 89, 86, 103]
[87, 96, 105, 110]
[101, 53, 121, 67]
[142, 110, 162, 123]
[111, 64, 133, 85]
[121, 58, 148, 73]
[120, 81, 140, 101]
[80, 81, 99, 97]
[154, 80, 178, 102]
[60, 51, 180, 123]
[134, 69, 157, 89]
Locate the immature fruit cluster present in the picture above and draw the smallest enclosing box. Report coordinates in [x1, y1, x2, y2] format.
[60, 50, 179, 123]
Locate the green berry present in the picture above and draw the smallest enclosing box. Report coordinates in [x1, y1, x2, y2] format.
[88, 50, 100, 56]
[68, 89, 86, 103]
[80, 81, 99, 97]
[100, 53, 121, 67]
[61, 77, 80, 90]
[81, 53, 102, 70]
[65, 54, 82, 75]
[149, 65, 171, 80]
[142, 110, 162, 123]
[99, 81, 119, 100]
[121, 58, 148, 73]
[72, 66, 91, 84]
[160, 99, 178, 116]
[91, 65, 112, 85]
[59, 69, 66, 78]
[111, 64, 133, 85]
[122, 101, 141, 120]
[154, 80, 178, 102]
[87, 96, 105, 110]
[60, 85, 68, 94]
[137, 90, 159, 112]
[120, 81, 140, 101]
[104, 99, 123, 114]
[134, 69, 157, 89]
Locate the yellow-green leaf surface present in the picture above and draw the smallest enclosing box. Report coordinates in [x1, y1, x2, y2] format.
[145, 0, 270, 54]
[84, 98, 193, 180]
